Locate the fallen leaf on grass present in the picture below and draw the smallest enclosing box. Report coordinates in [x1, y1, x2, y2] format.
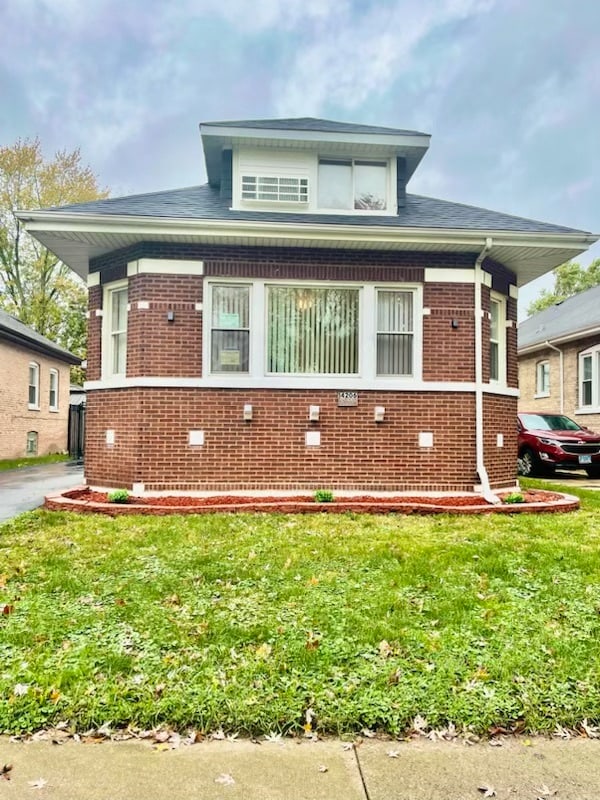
[477, 786, 496, 797]
[2, 604, 14, 616]
[13, 683, 29, 696]
[211, 728, 226, 741]
[214, 773, 235, 785]
[255, 642, 272, 659]
[264, 732, 282, 743]
[536, 784, 557, 797]
[1, 764, 12, 781]
[361, 728, 376, 738]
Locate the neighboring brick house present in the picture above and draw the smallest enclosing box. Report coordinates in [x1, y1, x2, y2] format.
[0, 310, 80, 459]
[518, 284, 600, 432]
[18, 118, 597, 493]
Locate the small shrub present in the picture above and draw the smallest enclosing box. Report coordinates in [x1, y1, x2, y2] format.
[107, 489, 130, 504]
[503, 492, 525, 505]
[314, 489, 334, 503]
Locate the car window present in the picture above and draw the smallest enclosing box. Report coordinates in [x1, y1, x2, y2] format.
[520, 414, 582, 431]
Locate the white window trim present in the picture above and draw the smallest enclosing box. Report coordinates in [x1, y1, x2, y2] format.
[202, 277, 423, 388]
[28, 361, 40, 410]
[534, 359, 550, 398]
[49, 368, 59, 411]
[317, 156, 395, 215]
[577, 346, 600, 413]
[241, 174, 309, 205]
[102, 279, 128, 379]
[489, 291, 507, 386]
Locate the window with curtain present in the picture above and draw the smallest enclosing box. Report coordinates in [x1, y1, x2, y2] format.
[267, 286, 359, 374]
[210, 284, 250, 373]
[376, 290, 414, 376]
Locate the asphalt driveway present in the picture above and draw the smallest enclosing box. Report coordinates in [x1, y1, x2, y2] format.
[0, 461, 84, 523]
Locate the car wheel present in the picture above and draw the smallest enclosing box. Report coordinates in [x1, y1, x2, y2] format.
[585, 466, 600, 479]
[518, 447, 538, 477]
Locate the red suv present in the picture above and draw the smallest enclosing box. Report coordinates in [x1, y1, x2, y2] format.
[518, 412, 600, 477]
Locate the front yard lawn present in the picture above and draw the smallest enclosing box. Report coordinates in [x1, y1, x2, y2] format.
[1, 478, 600, 736]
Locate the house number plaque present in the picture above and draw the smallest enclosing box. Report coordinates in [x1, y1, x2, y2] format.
[337, 391, 358, 407]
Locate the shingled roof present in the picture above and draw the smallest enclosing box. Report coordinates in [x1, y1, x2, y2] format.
[0, 310, 80, 364]
[44, 183, 586, 236]
[200, 117, 428, 137]
[518, 284, 600, 351]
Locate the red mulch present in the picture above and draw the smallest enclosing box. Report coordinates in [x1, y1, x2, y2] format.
[66, 488, 560, 508]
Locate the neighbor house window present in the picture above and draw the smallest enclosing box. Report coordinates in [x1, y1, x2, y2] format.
[267, 286, 359, 374]
[241, 175, 308, 203]
[49, 368, 59, 411]
[28, 362, 40, 409]
[26, 431, 38, 455]
[376, 290, 414, 376]
[210, 284, 250, 373]
[104, 283, 128, 377]
[489, 294, 506, 383]
[579, 347, 600, 409]
[535, 360, 550, 397]
[318, 159, 388, 210]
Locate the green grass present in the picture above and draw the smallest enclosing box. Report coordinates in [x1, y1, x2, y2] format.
[1, 478, 600, 736]
[0, 453, 70, 472]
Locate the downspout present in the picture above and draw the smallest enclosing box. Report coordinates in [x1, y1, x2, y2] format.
[545, 341, 564, 414]
[474, 237, 501, 503]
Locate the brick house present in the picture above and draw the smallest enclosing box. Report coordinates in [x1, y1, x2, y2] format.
[18, 118, 597, 493]
[518, 284, 600, 431]
[0, 310, 80, 459]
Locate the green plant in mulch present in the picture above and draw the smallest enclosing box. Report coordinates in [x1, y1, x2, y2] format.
[313, 489, 334, 503]
[107, 489, 130, 504]
[503, 492, 525, 504]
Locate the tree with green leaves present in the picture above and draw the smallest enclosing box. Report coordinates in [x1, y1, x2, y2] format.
[0, 138, 108, 379]
[527, 259, 600, 317]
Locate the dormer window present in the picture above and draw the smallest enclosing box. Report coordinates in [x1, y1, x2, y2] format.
[241, 175, 308, 203]
[318, 159, 388, 211]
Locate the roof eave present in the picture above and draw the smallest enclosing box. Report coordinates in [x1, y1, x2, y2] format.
[18, 210, 598, 286]
[518, 323, 600, 355]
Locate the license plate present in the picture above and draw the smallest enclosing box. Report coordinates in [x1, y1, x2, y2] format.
[579, 455, 592, 464]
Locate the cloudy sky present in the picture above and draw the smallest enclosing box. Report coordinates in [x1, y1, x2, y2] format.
[1, 0, 598, 317]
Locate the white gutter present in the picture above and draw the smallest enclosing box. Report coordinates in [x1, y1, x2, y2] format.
[544, 340, 564, 413]
[474, 237, 500, 504]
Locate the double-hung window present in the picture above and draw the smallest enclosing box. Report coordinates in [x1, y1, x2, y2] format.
[210, 284, 250, 373]
[489, 293, 506, 383]
[206, 281, 420, 383]
[104, 283, 128, 377]
[28, 362, 40, 409]
[535, 360, 550, 397]
[318, 159, 388, 211]
[579, 346, 600, 409]
[49, 368, 59, 411]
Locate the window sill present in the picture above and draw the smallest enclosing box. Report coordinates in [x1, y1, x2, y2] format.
[575, 407, 600, 415]
[534, 392, 550, 399]
[28, 404, 40, 411]
[49, 408, 59, 413]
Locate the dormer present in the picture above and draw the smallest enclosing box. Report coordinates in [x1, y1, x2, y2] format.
[199, 118, 430, 216]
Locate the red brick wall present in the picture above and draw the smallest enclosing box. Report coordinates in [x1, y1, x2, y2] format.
[84, 245, 519, 492]
[86, 388, 482, 491]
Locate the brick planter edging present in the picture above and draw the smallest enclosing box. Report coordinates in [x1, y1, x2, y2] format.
[44, 488, 580, 516]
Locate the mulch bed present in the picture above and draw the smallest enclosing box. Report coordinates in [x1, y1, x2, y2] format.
[44, 488, 579, 516]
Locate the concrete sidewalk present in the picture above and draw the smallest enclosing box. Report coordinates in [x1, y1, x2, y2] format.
[1, 736, 600, 799]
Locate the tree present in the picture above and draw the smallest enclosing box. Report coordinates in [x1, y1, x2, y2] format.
[0, 138, 108, 379]
[527, 259, 600, 317]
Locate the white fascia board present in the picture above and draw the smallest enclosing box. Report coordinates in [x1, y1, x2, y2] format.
[200, 125, 431, 151]
[20, 210, 598, 250]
